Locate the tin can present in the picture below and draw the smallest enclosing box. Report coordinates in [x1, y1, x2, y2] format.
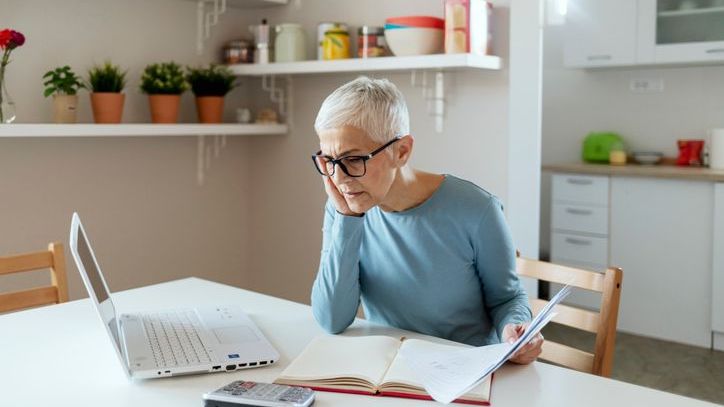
[317, 22, 338, 60]
[323, 26, 351, 60]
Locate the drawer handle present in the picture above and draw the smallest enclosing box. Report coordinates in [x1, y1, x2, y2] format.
[566, 178, 593, 185]
[565, 237, 592, 246]
[587, 54, 612, 61]
[565, 208, 593, 216]
[706, 48, 724, 54]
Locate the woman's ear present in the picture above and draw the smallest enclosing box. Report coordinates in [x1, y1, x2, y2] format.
[395, 135, 414, 166]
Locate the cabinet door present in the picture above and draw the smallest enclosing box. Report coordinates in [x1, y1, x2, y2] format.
[610, 177, 713, 348]
[639, 0, 724, 64]
[713, 183, 724, 334]
[564, 0, 638, 67]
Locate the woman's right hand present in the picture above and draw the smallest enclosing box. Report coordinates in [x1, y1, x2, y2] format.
[323, 176, 362, 217]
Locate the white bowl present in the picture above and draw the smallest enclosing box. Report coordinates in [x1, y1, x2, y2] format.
[633, 151, 663, 165]
[384, 27, 444, 56]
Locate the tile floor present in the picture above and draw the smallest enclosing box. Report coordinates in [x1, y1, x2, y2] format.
[541, 324, 724, 405]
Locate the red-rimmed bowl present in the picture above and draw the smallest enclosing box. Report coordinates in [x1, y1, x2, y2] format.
[384, 16, 444, 30]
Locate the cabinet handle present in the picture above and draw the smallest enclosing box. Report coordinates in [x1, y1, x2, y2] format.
[565, 208, 593, 216]
[587, 54, 612, 61]
[565, 237, 592, 246]
[706, 48, 724, 54]
[566, 178, 593, 185]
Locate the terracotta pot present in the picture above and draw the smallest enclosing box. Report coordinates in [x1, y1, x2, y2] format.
[195, 96, 225, 124]
[90, 92, 125, 124]
[52, 94, 79, 124]
[148, 94, 181, 124]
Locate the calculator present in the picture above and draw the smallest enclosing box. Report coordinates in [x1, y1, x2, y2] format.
[202, 380, 315, 407]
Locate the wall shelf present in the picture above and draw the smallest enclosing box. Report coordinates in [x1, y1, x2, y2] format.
[230, 53, 502, 133]
[228, 53, 503, 76]
[0, 123, 288, 137]
[225, 0, 287, 8]
[658, 6, 724, 18]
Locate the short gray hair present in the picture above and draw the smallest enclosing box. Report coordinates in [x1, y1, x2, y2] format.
[314, 76, 410, 143]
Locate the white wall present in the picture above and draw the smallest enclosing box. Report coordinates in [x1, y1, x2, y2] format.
[540, 24, 724, 257]
[0, 0, 257, 300]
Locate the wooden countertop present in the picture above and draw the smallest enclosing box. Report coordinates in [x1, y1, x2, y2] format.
[543, 162, 724, 182]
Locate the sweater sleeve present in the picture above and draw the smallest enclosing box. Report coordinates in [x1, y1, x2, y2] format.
[474, 198, 532, 341]
[310, 199, 365, 334]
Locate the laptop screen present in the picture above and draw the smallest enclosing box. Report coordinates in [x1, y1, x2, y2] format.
[71, 215, 122, 359]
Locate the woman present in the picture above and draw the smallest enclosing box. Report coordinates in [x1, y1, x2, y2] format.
[310, 77, 541, 364]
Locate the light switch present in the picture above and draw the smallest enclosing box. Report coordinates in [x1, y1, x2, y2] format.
[629, 78, 664, 93]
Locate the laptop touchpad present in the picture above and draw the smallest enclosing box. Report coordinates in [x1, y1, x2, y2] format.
[213, 326, 259, 344]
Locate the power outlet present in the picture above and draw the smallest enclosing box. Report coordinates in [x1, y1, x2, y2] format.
[630, 78, 664, 93]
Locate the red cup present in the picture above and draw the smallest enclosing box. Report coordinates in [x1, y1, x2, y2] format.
[676, 139, 705, 166]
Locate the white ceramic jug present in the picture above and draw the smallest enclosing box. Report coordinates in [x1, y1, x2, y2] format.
[275, 24, 306, 62]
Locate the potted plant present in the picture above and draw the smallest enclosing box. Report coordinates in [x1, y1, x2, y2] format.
[87, 61, 127, 124]
[139, 62, 188, 124]
[186, 64, 237, 124]
[42, 65, 85, 124]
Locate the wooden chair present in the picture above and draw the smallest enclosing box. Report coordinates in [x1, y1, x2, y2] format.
[517, 257, 623, 377]
[0, 242, 69, 313]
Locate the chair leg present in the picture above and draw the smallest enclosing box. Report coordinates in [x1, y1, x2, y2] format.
[49, 242, 69, 303]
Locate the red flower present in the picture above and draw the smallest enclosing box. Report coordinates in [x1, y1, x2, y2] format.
[9, 30, 25, 48]
[0, 29, 11, 49]
[0, 29, 25, 50]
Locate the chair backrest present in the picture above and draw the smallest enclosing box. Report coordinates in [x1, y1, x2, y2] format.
[517, 257, 623, 377]
[0, 242, 69, 313]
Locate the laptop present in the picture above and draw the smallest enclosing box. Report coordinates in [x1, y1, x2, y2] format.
[69, 212, 280, 379]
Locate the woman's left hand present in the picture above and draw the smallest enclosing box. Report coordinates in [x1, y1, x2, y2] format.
[501, 323, 543, 365]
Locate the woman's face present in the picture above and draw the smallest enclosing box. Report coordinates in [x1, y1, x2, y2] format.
[317, 126, 399, 214]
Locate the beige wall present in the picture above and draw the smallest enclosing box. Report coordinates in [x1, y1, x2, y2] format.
[2, 0, 525, 308]
[0, 0, 257, 300]
[242, 0, 513, 303]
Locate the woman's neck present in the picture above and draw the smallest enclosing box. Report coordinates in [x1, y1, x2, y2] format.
[378, 167, 444, 212]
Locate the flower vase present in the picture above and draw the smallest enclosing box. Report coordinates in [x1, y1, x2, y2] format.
[0, 73, 16, 123]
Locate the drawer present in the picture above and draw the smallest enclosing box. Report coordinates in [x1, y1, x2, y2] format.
[552, 203, 608, 235]
[552, 173, 609, 206]
[551, 232, 608, 266]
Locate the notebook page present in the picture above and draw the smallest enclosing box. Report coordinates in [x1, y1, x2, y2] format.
[400, 285, 571, 403]
[383, 339, 491, 400]
[277, 335, 401, 386]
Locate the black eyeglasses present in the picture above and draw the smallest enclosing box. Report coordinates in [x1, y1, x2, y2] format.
[312, 136, 402, 178]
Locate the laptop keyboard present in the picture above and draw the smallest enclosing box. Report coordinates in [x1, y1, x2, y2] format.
[143, 310, 212, 368]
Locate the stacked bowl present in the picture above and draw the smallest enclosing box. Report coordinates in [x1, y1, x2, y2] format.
[384, 16, 445, 56]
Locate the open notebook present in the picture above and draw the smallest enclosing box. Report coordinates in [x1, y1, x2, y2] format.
[274, 335, 492, 405]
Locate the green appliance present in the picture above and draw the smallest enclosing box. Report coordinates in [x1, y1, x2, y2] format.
[582, 132, 624, 163]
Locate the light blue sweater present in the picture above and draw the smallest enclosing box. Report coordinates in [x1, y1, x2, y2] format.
[311, 175, 532, 346]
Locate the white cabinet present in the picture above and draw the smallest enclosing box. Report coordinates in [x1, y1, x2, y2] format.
[610, 177, 713, 348]
[564, 0, 639, 67]
[638, 0, 724, 64]
[713, 183, 724, 350]
[566, 0, 724, 67]
[550, 174, 610, 310]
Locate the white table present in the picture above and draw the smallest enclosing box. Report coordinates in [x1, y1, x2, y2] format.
[0, 278, 718, 406]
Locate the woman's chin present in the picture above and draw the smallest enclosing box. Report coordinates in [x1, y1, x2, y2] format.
[345, 196, 373, 213]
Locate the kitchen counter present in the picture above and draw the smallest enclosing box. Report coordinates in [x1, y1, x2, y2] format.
[544, 162, 724, 182]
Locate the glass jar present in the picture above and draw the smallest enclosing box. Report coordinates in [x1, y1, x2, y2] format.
[223, 40, 254, 64]
[275, 23, 307, 63]
[357, 26, 388, 58]
[609, 141, 627, 166]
